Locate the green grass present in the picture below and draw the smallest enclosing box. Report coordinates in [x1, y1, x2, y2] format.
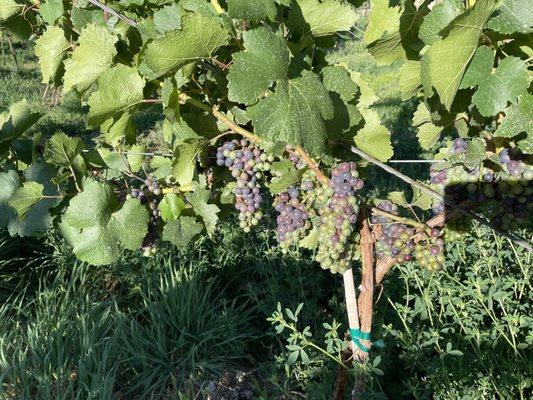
[1, 37, 531, 400]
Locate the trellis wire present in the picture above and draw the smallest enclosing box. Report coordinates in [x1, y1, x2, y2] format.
[86, 0, 137, 27]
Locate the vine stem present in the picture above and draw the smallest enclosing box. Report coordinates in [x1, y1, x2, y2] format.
[371, 208, 426, 229]
[350, 146, 533, 253]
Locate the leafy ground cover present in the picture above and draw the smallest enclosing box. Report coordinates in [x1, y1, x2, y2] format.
[0, 38, 531, 400]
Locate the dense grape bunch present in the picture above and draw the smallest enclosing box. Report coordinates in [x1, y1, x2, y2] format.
[373, 202, 415, 263]
[315, 162, 363, 274]
[216, 140, 271, 232]
[413, 229, 445, 272]
[273, 186, 310, 249]
[429, 141, 533, 233]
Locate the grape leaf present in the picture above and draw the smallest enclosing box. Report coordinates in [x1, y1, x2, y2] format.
[351, 73, 392, 161]
[0, 0, 22, 21]
[413, 103, 442, 149]
[421, 0, 497, 110]
[100, 112, 137, 146]
[139, 12, 229, 79]
[39, 0, 63, 25]
[7, 163, 59, 237]
[70, 7, 106, 30]
[60, 180, 149, 265]
[487, 0, 532, 34]
[227, 0, 277, 21]
[87, 64, 145, 126]
[268, 159, 303, 194]
[299, 226, 319, 249]
[459, 46, 494, 89]
[35, 26, 69, 84]
[321, 65, 358, 103]
[8, 182, 44, 220]
[63, 24, 118, 93]
[364, 0, 424, 64]
[159, 192, 187, 221]
[472, 57, 528, 117]
[0, 99, 42, 147]
[187, 181, 220, 235]
[227, 27, 289, 105]
[171, 139, 202, 186]
[127, 144, 145, 173]
[162, 216, 203, 248]
[463, 138, 486, 170]
[418, 0, 464, 45]
[153, 3, 182, 33]
[44, 131, 85, 167]
[399, 60, 421, 100]
[494, 95, 532, 153]
[0, 170, 18, 227]
[410, 188, 432, 211]
[247, 71, 333, 156]
[290, 0, 358, 37]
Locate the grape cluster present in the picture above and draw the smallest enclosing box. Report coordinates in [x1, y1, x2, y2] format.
[274, 187, 310, 249]
[315, 162, 363, 274]
[428, 140, 532, 234]
[413, 228, 445, 272]
[216, 140, 272, 232]
[373, 202, 415, 263]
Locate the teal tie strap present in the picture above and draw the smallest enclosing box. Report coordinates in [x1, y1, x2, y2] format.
[349, 328, 382, 353]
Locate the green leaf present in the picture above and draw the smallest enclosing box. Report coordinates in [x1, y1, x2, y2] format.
[268, 159, 303, 194]
[364, 0, 424, 64]
[387, 191, 407, 206]
[63, 24, 118, 93]
[290, 0, 358, 37]
[472, 57, 528, 117]
[463, 138, 486, 169]
[161, 77, 180, 121]
[8, 182, 44, 219]
[0, 170, 19, 227]
[153, 3, 182, 33]
[299, 226, 319, 249]
[44, 131, 85, 167]
[127, 144, 145, 172]
[352, 73, 392, 161]
[162, 216, 203, 247]
[70, 7, 106, 31]
[139, 12, 229, 79]
[100, 111, 137, 146]
[7, 163, 59, 237]
[172, 139, 202, 186]
[187, 181, 220, 235]
[321, 65, 358, 103]
[413, 103, 442, 149]
[227, 0, 277, 21]
[410, 188, 432, 211]
[398, 60, 421, 100]
[227, 27, 289, 105]
[39, 0, 63, 25]
[354, 109, 393, 162]
[87, 64, 145, 126]
[459, 46, 494, 89]
[0, 99, 42, 146]
[35, 26, 69, 84]
[487, 0, 533, 34]
[418, 0, 464, 44]
[0, 0, 22, 21]
[60, 180, 149, 265]
[288, 350, 299, 364]
[248, 70, 333, 156]
[494, 95, 532, 154]
[159, 192, 187, 222]
[421, 0, 497, 110]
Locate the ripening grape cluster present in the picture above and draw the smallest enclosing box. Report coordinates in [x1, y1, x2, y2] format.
[315, 162, 363, 274]
[373, 202, 415, 263]
[128, 175, 162, 256]
[372, 202, 445, 271]
[216, 139, 273, 232]
[274, 186, 310, 249]
[429, 140, 532, 233]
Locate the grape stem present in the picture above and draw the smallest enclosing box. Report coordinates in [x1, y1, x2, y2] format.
[350, 146, 533, 253]
[371, 208, 426, 229]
